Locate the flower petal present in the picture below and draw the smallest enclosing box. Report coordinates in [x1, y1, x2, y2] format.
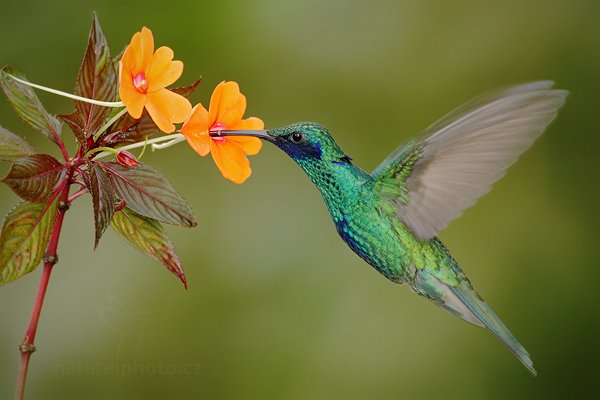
[119, 66, 146, 118]
[210, 140, 252, 184]
[227, 136, 262, 156]
[120, 45, 137, 75]
[208, 81, 234, 126]
[228, 116, 265, 130]
[180, 104, 210, 156]
[122, 27, 154, 74]
[184, 131, 211, 157]
[180, 104, 209, 134]
[146, 46, 183, 91]
[220, 94, 246, 127]
[208, 81, 246, 128]
[226, 117, 264, 155]
[146, 89, 192, 133]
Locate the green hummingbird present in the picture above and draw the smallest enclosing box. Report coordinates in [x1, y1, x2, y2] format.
[215, 81, 567, 375]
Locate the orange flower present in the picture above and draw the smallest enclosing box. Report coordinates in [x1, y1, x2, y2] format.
[180, 81, 263, 184]
[119, 27, 192, 133]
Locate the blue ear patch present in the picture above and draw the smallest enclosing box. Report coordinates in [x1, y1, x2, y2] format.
[277, 141, 322, 160]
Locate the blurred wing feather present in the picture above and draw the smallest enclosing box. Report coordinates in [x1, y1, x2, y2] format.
[373, 81, 568, 240]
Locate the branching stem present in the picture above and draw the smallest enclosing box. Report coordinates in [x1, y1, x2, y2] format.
[14, 170, 73, 400]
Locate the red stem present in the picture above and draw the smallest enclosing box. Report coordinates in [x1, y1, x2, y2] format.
[50, 129, 69, 163]
[14, 170, 73, 400]
[56, 140, 70, 163]
[68, 187, 88, 203]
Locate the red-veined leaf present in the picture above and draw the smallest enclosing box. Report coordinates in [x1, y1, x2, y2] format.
[111, 207, 186, 287]
[87, 161, 116, 248]
[103, 162, 196, 227]
[0, 124, 35, 161]
[59, 13, 117, 146]
[1, 154, 65, 203]
[0, 66, 62, 144]
[172, 78, 202, 99]
[0, 200, 58, 285]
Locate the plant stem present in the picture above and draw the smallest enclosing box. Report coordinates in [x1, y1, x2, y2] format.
[6, 73, 124, 107]
[68, 187, 87, 203]
[94, 133, 185, 159]
[150, 135, 185, 150]
[85, 146, 119, 158]
[14, 171, 73, 400]
[52, 133, 70, 163]
[93, 108, 128, 141]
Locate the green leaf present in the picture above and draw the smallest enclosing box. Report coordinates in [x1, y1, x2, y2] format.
[2, 154, 65, 203]
[0, 200, 58, 286]
[88, 161, 116, 248]
[0, 66, 62, 144]
[0, 124, 35, 161]
[107, 78, 202, 144]
[111, 207, 187, 287]
[103, 162, 197, 227]
[59, 13, 117, 146]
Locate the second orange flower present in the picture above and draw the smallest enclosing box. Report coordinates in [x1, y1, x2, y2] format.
[180, 81, 264, 184]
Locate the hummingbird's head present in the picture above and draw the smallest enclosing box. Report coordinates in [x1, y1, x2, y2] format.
[265, 122, 351, 164]
[215, 122, 352, 166]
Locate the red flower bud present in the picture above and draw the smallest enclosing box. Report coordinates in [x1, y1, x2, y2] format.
[116, 151, 140, 167]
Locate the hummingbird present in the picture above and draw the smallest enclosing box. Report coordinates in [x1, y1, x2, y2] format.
[214, 81, 567, 375]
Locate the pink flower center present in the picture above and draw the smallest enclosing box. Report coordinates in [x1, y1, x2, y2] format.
[133, 72, 149, 93]
[210, 122, 227, 142]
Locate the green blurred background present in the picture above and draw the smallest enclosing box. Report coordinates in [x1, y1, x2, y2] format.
[0, 1, 598, 399]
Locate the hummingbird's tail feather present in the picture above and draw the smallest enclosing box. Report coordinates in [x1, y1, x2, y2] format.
[448, 284, 536, 375]
[412, 270, 536, 375]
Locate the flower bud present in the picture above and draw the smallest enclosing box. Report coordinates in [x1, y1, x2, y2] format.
[116, 151, 140, 167]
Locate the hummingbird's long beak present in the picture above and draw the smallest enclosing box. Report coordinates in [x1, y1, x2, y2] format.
[210, 130, 272, 140]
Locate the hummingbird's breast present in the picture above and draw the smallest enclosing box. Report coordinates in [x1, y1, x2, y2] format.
[324, 181, 414, 283]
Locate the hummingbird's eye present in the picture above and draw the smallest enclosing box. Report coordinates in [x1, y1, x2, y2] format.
[290, 131, 305, 143]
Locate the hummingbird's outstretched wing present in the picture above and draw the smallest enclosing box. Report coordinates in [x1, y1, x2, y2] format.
[372, 81, 568, 241]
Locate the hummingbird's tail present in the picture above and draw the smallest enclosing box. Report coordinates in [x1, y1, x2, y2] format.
[412, 270, 536, 375]
[449, 283, 536, 375]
